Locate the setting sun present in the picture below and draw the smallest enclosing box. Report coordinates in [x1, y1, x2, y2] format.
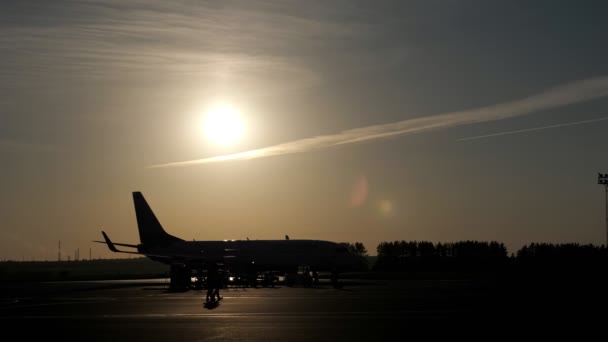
[203, 105, 245, 146]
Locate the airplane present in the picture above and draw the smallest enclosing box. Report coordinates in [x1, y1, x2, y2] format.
[96, 191, 366, 288]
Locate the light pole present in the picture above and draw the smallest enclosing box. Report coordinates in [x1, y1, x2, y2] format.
[598, 173, 608, 247]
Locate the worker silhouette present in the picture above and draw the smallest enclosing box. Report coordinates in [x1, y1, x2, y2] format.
[213, 267, 223, 301]
[312, 268, 320, 286]
[206, 263, 220, 303]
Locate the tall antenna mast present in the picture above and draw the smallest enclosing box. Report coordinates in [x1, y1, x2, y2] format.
[598, 173, 608, 246]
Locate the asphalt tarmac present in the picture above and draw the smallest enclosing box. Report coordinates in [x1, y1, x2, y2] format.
[0, 276, 604, 340]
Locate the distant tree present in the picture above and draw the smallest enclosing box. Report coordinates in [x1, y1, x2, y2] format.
[418, 241, 435, 258]
[342, 242, 368, 256]
[516, 243, 607, 259]
[354, 242, 368, 256]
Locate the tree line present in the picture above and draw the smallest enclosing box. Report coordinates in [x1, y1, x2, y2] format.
[344, 241, 607, 271]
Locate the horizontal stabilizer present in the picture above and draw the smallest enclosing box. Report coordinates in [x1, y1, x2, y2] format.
[93, 240, 139, 248]
[99, 231, 141, 254]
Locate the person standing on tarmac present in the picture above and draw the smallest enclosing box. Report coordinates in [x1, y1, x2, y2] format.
[312, 268, 320, 286]
[213, 266, 223, 301]
[206, 263, 220, 303]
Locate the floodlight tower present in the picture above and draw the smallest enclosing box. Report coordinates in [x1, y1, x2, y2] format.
[598, 173, 608, 246]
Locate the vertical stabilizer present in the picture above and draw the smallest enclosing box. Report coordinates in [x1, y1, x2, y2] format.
[133, 192, 183, 247]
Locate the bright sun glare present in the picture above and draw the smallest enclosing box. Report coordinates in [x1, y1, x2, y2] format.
[203, 105, 245, 146]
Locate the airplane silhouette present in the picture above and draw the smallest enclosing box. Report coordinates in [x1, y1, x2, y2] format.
[96, 192, 365, 288]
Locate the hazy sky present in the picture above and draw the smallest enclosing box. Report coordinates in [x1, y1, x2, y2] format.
[2, 0, 608, 260]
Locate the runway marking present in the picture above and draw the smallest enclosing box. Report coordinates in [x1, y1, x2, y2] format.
[1, 292, 441, 309]
[0, 299, 116, 309]
[0, 310, 466, 319]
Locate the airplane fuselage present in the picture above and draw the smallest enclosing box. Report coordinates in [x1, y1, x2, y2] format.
[140, 239, 363, 272]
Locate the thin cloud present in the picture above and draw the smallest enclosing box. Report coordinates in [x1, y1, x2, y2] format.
[149, 76, 608, 168]
[457, 116, 608, 142]
[0, 0, 364, 93]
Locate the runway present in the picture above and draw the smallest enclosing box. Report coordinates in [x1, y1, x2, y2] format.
[0, 277, 603, 340]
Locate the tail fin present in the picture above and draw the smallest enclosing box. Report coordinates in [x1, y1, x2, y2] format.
[133, 192, 183, 247]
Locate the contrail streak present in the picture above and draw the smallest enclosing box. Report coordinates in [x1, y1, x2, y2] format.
[456, 116, 608, 141]
[149, 76, 608, 168]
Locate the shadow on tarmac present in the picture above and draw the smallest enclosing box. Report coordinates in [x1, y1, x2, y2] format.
[203, 300, 220, 310]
